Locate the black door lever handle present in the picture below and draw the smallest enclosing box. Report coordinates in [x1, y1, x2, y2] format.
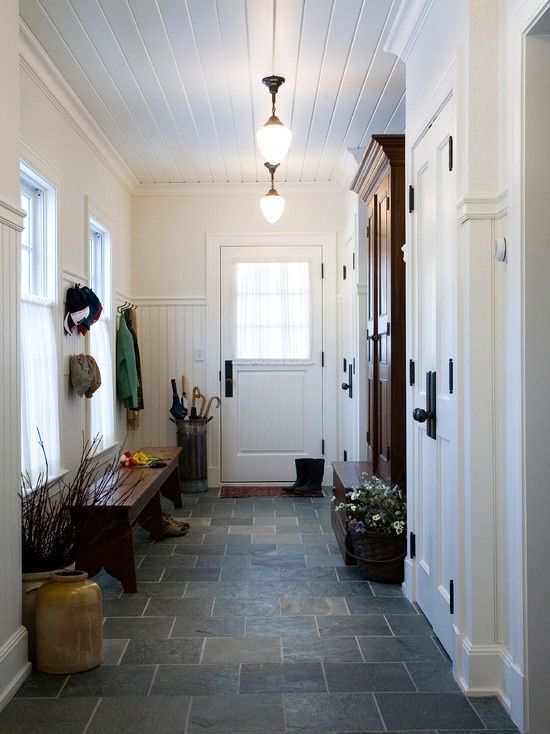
[412, 408, 430, 423]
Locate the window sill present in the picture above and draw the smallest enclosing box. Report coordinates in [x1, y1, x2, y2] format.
[22, 467, 69, 497]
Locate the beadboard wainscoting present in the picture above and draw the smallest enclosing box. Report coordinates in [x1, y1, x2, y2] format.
[128, 298, 207, 450]
[0, 200, 31, 706]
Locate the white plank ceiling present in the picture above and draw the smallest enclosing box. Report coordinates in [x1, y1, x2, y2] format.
[20, 0, 405, 184]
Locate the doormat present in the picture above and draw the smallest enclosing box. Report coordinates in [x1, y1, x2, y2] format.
[219, 486, 325, 498]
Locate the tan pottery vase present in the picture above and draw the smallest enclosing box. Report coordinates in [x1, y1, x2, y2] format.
[35, 570, 102, 674]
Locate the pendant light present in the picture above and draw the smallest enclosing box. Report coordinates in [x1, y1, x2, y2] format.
[260, 162, 285, 224]
[256, 76, 292, 165]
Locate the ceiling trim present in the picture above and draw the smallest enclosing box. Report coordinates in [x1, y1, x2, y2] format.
[132, 181, 345, 197]
[19, 20, 138, 194]
[383, 0, 436, 61]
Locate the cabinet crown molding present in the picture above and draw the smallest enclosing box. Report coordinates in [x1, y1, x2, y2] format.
[350, 135, 405, 202]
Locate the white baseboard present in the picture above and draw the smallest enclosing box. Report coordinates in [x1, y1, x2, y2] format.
[458, 637, 525, 731]
[207, 465, 220, 489]
[0, 626, 30, 711]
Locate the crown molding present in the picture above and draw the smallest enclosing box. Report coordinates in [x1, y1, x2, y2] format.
[383, 0, 436, 61]
[132, 181, 344, 197]
[19, 21, 138, 195]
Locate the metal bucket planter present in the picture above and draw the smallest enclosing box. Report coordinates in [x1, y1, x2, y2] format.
[348, 527, 406, 583]
[176, 419, 207, 481]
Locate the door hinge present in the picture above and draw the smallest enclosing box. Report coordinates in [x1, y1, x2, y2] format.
[409, 359, 415, 386]
[343, 450, 348, 462]
[343, 264, 347, 280]
[366, 430, 370, 445]
[448, 358, 454, 395]
[321, 262, 324, 279]
[408, 185, 415, 213]
[409, 531, 416, 559]
[366, 224, 370, 240]
[386, 195, 390, 210]
[448, 135, 454, 171]
[449, 579, 455, 614]
[386, 322, 391, 336]
[321, 351, 325, 367]
[343, 357, 347, 373]
[321, 439, 325, 455]
[218, 370, 221, 382]
[352, 252, 356, 270]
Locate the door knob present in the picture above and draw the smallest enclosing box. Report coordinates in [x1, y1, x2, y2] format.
[342, 382, 350, 390]
[412, 408, 430, 423]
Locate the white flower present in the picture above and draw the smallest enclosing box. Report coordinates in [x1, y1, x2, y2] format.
[372, 513, 380, 521]
[350, 505, 357, 512]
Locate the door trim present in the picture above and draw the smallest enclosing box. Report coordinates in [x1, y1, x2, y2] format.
[206, 232, 337, 487]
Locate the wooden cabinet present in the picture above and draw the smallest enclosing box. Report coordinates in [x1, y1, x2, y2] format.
[351, 135, 406, 487]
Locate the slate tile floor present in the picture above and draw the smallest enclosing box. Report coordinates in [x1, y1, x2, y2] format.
[0, 489, 519, 734]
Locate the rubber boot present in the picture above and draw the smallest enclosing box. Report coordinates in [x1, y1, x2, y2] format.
[294, 458, 325, 495]
[285, 458, 311, 491]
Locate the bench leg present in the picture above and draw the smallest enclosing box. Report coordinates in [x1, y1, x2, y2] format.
[137, 492, 165, 541]
[160, 466, 183, 509]
[75, 518, 138, 594]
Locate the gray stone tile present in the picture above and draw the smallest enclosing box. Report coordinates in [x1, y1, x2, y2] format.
[468, 696, 519, 730]
[136, 581, 187, 597]
[134, 541, 177, 555]
[406, 661, 461, 692]
[136, 567, 164, 582]
[282, 635, 363, 662]
[345, 595, 418, 614]
[120, 637, 203, 664]
[161, 566, 221, 581]
[174, 543, 226, 555]
[280, 596, 348, 616]
[86, 695, 190, 734]
[256, 533, 301, 544]
[220, 565, 280, 581]
[139, 554, 200, 569]
[151, 664, 239, 696]
[253, 581, 313, 597]
[211, 516, 254, 525]
[0, 697, 97, 734]
[308, 580, 374, 596]
[103, 616, 174, 640]
[14, 670, 69, 698]
[375, 692, 484, 730]
[225, 542, 278, 556]
[102, 595, 149, 617]
[61, 665, 154, 697]
[240, 662, 326, 693]
[202, 636, 282, 664]
[245, 615, 317, 637]
[183, 581, 250, 598]
[284, 692, 383, 731]
[279, 567, 338, 581]
[316, 614, 391, 636]
[213, 597, 280, 617]
[324, 662, 415, 692]
[188, 693, 285, 733]
[144, 597, 212, 617]
[385, 613, 433, 636]
[196, 554, 251, 568]
[171, 615, 245, 638]
[368, 580, 404, 596]
[305, 555, 346, 567]
[358, 635, 446, 662]
[101, 638, 129, 666]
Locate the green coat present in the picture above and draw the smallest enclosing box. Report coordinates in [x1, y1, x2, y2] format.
[116, 316, 138, 409]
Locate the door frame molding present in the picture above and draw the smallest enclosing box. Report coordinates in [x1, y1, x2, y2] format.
[205, 232, 337, 488]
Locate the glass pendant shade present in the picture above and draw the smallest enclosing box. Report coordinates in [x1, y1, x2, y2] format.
[260, 188, 285, 224]
[256, 115, 292, 165]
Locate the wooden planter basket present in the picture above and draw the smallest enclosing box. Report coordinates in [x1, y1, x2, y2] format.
[347, 527, 406, 584]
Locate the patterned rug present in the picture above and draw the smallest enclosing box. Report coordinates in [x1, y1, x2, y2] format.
[219, 485, 325, 498]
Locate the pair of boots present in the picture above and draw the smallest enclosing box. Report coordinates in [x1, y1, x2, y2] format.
[288, 458, 325, 495]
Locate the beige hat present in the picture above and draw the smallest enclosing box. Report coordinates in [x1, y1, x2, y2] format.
[70, 354, 94, 397]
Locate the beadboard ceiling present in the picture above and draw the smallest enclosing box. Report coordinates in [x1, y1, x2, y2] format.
[20, 0, 405, 184]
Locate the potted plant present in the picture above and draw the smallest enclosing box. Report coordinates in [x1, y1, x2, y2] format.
[21, 433, 140, 658]
[333, 473, 407, 583]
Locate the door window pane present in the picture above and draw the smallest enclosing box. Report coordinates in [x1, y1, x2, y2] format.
[235, 261, 310, 359]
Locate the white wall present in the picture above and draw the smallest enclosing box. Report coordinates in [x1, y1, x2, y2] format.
[130, 185, 348, 468]
[19, 47, 133, 478]
[0, 0, 31, 709]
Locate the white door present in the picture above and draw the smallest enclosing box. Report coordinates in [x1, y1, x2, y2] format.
[220, 245, 324, 483]
[339, 233, 358, 461]
[410, 99, 458, 658]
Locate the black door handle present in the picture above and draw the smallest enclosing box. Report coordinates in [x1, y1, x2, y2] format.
[412, 408, 429, 423]
[341, 364, 353, 398]
[342, 383, 350, 390]
[224, 360, 233, 398]
[412, 372, 437, 439]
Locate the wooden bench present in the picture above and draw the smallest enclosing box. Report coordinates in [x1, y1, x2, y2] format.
[74, 447, 183, 593]
[331, 461, 372, 565]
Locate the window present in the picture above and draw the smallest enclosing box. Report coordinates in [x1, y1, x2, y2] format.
[88, 218, 115, 449]
[20, 164, 60, 483]
[235, 261, 311, 360]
